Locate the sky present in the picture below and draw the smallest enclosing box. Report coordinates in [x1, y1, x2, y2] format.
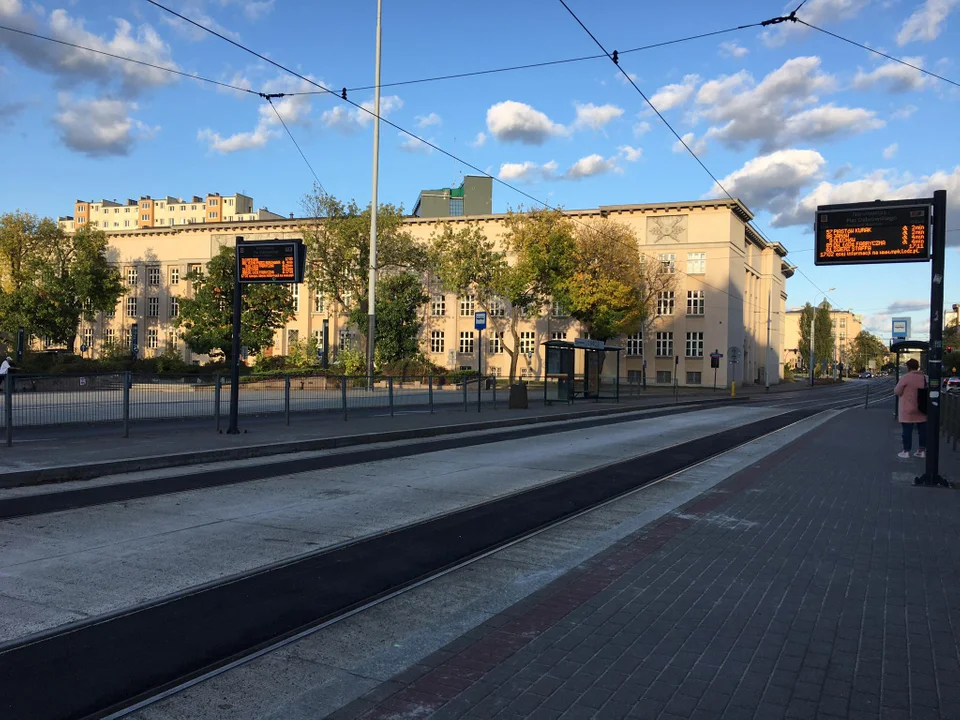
[1, 0, 959, 340]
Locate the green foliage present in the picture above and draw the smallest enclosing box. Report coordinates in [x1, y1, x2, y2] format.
[849, 330, 889, 372]
[173, 246, 295, 361]
[0, 214, 123, 349]
[782, 363, 794, 382]
[333, 347, 366, 376]
[797, 301, 836, 374]
[349, 273, 429, 365]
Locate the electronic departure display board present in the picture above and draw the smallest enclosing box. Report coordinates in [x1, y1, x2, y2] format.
[236, 240, 305, 283]
[815, 203, 931, 266]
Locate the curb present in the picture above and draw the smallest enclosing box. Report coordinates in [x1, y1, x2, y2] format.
[0, 397, 746, 488]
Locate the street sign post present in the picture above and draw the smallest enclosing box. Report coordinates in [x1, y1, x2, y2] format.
[475, 312, 487, 412]
[130, 323, 138, 360]
[815, 194, 947, 487]
[710, 350, 723, 391]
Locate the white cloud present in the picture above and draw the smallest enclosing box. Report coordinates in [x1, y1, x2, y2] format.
[633, 120, 651, 137]
[672, 132, 707, 155]
[648, 74, 700, 112]
[322, 94, 402, 133]
[883, 143, 899, 159]
[616, 70, 639, 85]
[770, 165, 960, 239]
[693, 57, 883, 151]
[762, 0, 871, 46]
[719, 41, 749, 58]
[415, 112, 441, 128]
[197, 124, 274, 153]
[486, 100, 567, 144]
[706, 148, 827, 220]
[565, 154, 618, 179]
[471, 131, 487, 147]
[54, 94, 156, 157]
[892, 104, 918, 119]
[571, 102, 623, 130]
[0, 5, 178, 96]
[852, 58, 930, 92]
[897, 0, 959, 45]
[498, 160, 555, 182]
[398, 132, 433, 154]
[216, 0, 276, 21]
[618, 145, 643, 162]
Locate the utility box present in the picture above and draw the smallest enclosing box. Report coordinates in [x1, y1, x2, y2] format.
[508, 383, 528, 409]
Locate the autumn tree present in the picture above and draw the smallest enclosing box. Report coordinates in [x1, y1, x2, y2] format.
[173, 246, 295, 362]
[299, 186, 425, 356]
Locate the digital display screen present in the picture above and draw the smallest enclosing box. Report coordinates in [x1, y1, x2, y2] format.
[237, 242, 298, 283]
[815, 204, 930, 265]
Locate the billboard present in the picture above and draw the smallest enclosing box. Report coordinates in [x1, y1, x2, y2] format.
[815, 203, 930, 265]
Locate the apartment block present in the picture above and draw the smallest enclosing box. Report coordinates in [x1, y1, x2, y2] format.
[783, 308, 862, 371]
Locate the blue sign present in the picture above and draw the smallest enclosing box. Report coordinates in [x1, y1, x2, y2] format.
[474, 311, 487, 330]
[892, 317, 910, 340]
[80, 344, 88, 353]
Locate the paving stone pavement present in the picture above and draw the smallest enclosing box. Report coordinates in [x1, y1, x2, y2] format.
[326, 404, 960, 720]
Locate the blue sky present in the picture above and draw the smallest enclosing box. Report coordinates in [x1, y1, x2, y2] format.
[1, 0, 958, 339]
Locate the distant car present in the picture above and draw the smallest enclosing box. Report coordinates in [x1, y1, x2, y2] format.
[944, 377, 960, 393]
[859, 372, 873, 379]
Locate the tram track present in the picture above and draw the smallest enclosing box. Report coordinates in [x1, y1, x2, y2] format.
[0, 405, 842, 720]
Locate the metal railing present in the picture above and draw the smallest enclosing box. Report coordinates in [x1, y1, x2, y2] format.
[941, 391, 960, 452]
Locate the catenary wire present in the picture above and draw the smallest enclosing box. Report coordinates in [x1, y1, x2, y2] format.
[798, 20, 960, 90]
[265, 97, 325, 193]
[0, 23, 261, 96]
[140, 0, 810, 316]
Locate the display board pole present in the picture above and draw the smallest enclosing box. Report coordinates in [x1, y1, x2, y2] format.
[920, 190, 948, 486]
[227, 236, 243, 435]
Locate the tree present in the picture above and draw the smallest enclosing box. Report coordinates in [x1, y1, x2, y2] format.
[173, 246, 295, 362]
[350, 273, 430, 365]
[299, 186, 425, 355]
[849, 330, 889, 373]
[796, 301, 835, 375]
[0, 213, 123, 350]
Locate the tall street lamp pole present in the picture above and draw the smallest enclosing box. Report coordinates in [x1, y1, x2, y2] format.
[810, 287, 836, 386]
[366, 0, 383, 385]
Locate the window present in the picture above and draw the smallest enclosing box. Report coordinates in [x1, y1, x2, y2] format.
[656, 370, 672, 384]
[122, 329, 131, 349]
[459, 331, 475, 354]
[626, 332, 642, 356]
[627, 370, 642, 385]
[489, 296, 506, 317]
[686, 371, 703, 385]
[840, 332, 846, 341]
[147, 297, 159, 317]
[127, 267, 138, 286]
[191, 204, 197, 210]
[169, 219, 174, 226]
[659, 253, 676, 274]
[170, 267, 180, 285]
[209, 198, 218, 206]
[208, 212, 216, 219]
[840, 318, 847, 328]
[169, 296, 179, 318]
[141, 214, 150, 221]
[339, 329, 353, 351]
[656, 332, 673, 357]
[148, 267, 161, 286]
[114, 208, 119, 214]
[290, 284, 299, 313]
[126, 297, 138, 318]
[430, 294, 446, 317]
[287, 329, 299, 347]
[103, 328, 114, 345]
[551, 302, 566, 317]
[489, 331, 503, 354]
[489, 367, 502, 378]
[459, 295, 475, 316]
[188, 263, 201, 280]
[124, 221, 130, 227]
[430, 330, 444, 353]
[520, 367, 533, 379]
[686, 290, 705, 316]
[449, 198, 464, 216]
[141, 202, 150, 209]
[685, 331, 704, 357]
[341, 291, 352, 312]
[520, 331, 536, 355]
[146, 328, 158, 349]
[314, 292, 325, 313]
[82, 328, 94, 348]
[551, 331, 567, 341]
[657, 291, 675, 316]
[105, 304, 116, 319]
[687, 252, 706, 275]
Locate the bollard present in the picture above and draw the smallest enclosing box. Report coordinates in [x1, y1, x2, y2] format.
[4, 372, 12, 447]
[493, 379, 497, 410]
[730, 381, 736, 399]
[463, 379, 468, 412]
[122, 370, 131, 438]
[284, 374, 291, 426]
[341, 375, 348, 421]
[389, 376, 394, 417]
[214, 373, 222, 433]
[865, 385, 869, 409]
[477, 374, 482, 413]
[428, 376, 434, 414]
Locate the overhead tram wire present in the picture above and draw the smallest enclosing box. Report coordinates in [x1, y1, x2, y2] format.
[139, 0, 791, 317]
[555, 0, 842, 308]
[0, 23, 261, 96]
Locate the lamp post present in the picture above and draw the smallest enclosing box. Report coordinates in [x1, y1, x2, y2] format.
[810, 287, 836, 386]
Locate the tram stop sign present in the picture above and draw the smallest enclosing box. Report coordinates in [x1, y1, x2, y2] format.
[710, 351, 723, 369]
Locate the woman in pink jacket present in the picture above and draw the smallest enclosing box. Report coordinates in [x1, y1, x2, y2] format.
[894, 358, 927, 458]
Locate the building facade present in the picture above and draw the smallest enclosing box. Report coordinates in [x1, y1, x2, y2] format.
[783, 308, 862, 372]
[67, 195, 793, 388]
[57, 192, 285, 233]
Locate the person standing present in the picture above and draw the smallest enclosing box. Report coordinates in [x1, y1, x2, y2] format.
[0, 356, 12, 393]
[894, 358, 927, 458]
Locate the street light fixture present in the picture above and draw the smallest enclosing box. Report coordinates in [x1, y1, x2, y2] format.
[810, 287, 836, 386]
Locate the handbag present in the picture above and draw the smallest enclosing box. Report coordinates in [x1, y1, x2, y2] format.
[917, 384, 928, 414]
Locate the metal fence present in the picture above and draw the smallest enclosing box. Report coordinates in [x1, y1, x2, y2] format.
[941, 391, 960, 451]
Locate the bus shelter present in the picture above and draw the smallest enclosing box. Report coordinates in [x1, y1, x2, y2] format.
[543, 339, 622, 404]
[891, 340, 928, 418]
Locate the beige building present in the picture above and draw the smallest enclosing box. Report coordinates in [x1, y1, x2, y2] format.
[57, 192, 285, 233]
[67, 195, 794, 388]
[783, 308, 862, 372]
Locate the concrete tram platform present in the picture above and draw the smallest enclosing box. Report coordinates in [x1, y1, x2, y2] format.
[320, 403, 960, 720]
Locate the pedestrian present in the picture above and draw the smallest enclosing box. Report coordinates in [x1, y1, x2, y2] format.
[894, 358, 927, 459]
[0, 355, 13, 392]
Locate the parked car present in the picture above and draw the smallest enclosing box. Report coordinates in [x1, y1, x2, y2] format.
[944, 377, 960, 393]
[858, 371, 872, 378]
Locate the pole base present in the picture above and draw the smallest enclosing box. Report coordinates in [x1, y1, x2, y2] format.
[226, 427, 240, 435]
[914, 474, 950, 488]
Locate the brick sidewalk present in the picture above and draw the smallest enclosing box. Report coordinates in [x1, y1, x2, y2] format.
[329, 404, 960, 720]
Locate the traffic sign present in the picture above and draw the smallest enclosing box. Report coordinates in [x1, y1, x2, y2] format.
[474, 311, 487, 330]
[80, 344, 88, 353]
